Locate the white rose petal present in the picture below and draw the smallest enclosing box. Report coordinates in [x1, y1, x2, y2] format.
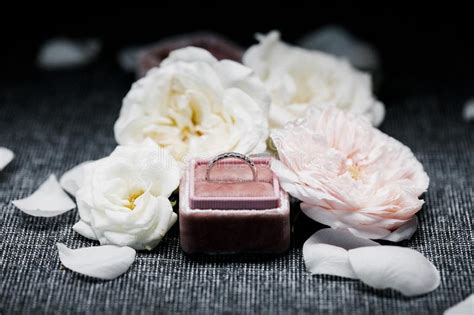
[463, 98, 474, 122]
[160, 46, 218, 66]
[381, 216, 419, 242]
[37, 38, 101, 69]
[73, 220, 98, 240]
[75, 141, 180, 250]
[117, 46, 143, 72]
[59, 161, 92, 197]
[244, 31, 384, 128]
[303, 228, 379, 278]
[114, 46, 270, 163]
[0, 147, 14, 171]
[56, 243, 135, 280]
[348, 246, 440, 296]
[12, 175, 76, 217]
[298, 25, 380, 71]
[444, 294, 474, 315]
[304, 244, 358, 279]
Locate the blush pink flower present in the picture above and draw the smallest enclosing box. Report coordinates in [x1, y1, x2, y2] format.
[271, 108, 429, 241]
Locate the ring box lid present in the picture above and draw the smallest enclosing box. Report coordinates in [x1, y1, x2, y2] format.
[189, 157, 280, 209]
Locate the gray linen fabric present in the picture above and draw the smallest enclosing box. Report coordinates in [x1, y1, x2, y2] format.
[0, 66, 472, 314]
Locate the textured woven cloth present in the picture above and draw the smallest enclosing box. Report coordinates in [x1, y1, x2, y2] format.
[0, 65, 472, 314]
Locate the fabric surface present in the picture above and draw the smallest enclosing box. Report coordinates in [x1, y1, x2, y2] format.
[0, 65, 472, 314]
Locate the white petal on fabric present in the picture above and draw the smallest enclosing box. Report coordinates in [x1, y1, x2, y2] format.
[12, 175, 76, 217]
[348, 246, 440, 296]
[56, 243, 136, 280]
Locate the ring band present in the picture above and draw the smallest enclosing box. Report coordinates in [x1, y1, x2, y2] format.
[205, 152, 257, 182]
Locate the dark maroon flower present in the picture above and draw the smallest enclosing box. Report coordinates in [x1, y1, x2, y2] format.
[137, 32, 244, 77]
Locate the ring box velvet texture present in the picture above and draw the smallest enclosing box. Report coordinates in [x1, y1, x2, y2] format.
[179, 157, 290, 254]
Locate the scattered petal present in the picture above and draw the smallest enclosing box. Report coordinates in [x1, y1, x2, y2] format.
[12, 175, 76, 217]
[298, 25, 380, 71]
[117, 46, 143, 72]
[56, 243, 136, 280]
[59, 161, 92, 196]
[304, 243, 358, 279]
[0, 147, 14, 171]
[381, 216, 418, 242]
[303, 228, 379, 278]
[37, 38, 101, 70]
[462, 98, 474, 122]
[348, 246, 440, 296]
[445, 294, 474, 315]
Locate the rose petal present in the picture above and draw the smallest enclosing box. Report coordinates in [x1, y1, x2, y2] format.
[216, 60, 271, 111]
[297, 26, 381, 70]
[381, 216, 418, 242]
[117, 46, 143, 72]
[72, 220, 98, 240]
[161, 46, 217, 66]
[0, 147, 14, 171]
[444, 294, 474, 315]
[270, 158, 300, 185]
[59, 161, 92, 196]
[37, 38, 101, 69]
[369, 101, 386, 128]
[304, 243, 359, 278]
[348, 246, 440, 296]
[12, 175, 76, 217]
[301, 202, 419, 241]
[462, 98, 474, 122]
[307, 228, 381, 249]
[167, 211, 178, 231]
[303, 228, 379, 278]
[301, 202, 395, 240]
[56, 243, 136, 280]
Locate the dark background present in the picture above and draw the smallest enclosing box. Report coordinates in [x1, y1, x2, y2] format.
[1, 5, 472, 90]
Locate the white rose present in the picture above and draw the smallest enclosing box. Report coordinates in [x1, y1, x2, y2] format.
[243, 31, 385, 128]
[74, 140, 180, 250]
[114, 47, 270, 162]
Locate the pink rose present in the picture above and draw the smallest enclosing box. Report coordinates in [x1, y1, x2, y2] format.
[271, 108, 429, 241]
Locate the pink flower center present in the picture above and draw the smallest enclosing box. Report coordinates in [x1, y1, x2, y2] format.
[344, 159, 362, 180]
[347, 164, 362, 180]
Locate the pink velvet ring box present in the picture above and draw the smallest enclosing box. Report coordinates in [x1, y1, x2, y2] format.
[179, 156, 290, 254]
